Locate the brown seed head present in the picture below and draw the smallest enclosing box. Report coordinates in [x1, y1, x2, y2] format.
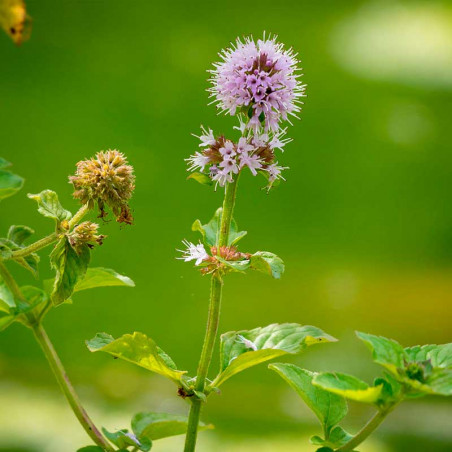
[69, 150, 135, 224]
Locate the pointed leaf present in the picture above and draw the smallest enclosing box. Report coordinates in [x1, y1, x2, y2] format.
[269, 363, 347, 433]
[0, 168, 24, 200]
[313, 372, 383, 404]
[187, 172, 213, 186]
[356, 332, 405, 375]
[250, 251, 284, 279]
[311, 426, 353, 448]
[192, 207, 247, 247]
[7, 225, 34, 245]
[405, 344, 452, 369]
[212, 323, 337, 387]
[132, 412, 213, 441]
[50, 237, 90, 306]
[87, 332, 186, 384]
[28, 190, 72, 223]
[74, 267, 135, 292]
[102, 427, 151, 451]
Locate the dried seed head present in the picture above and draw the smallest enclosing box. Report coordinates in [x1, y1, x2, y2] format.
[68, 221, 105, 254]
[69, 150, 135, 224]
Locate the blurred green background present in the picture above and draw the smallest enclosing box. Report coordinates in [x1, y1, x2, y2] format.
[1, 0, 451, 450]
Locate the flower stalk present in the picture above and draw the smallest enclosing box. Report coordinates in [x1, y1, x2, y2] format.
[184, 176, 239, 452]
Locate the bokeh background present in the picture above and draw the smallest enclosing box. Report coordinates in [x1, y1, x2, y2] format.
[1, 0, 451, 451]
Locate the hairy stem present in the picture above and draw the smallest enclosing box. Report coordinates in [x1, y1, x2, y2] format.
[11, 232, 58, 259]
[336, 405, 397, 451]
[32, 323, 113, 450]
[68, 203, 90, 229]
[11, 203, 90, 260]
[184, 176, 239, 452]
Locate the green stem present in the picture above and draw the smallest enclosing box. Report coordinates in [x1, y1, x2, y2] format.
[336, 405, 397, 451]
[0, 260, 112, 451]
[11, 204, 90, 260]
[32, 323, 114, 451]
[184, 176, 239, 452]
[68, 203, 90, 229]
[11, 232, 58, 259]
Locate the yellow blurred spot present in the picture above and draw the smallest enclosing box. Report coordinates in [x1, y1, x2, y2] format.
[0, 0, 31, 45]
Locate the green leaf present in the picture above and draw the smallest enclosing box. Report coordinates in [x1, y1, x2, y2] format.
[313, 372, 383, 404]
[0, 282, 15, 312]
[311, 426, 353, 448]
[0, 235, 40, 276]
[211, 323, 337, 388]
[405, 344, 452, 369]
[74, 267, 135, 292]
[192, 207, 247, 247]
[0, 284, 47, 331]
[87, 332, 186, 384]
[132, 412, 213, 441]
[269, 363, 347, 434]
[187, 172, 213, 186]
[7, 225, 34, 245]
[356, 331, 405, 375]
[249, 251, 284, 279]
[27, 189, 72, 223]
[102, 427, 151, 451]
[50, 237, 90, 306]
[0, 165, 24, 200]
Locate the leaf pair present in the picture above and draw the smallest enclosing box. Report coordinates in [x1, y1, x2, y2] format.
[77, 412, 213, 452]
[87, 323, 336, 397]
[192, 207, 247, 248]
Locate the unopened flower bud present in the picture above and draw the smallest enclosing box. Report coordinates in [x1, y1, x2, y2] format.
[68, 221, 105, 254]
[69, 150, 135, 224]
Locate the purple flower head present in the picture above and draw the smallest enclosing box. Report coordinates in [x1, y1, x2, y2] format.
[209, 34, 305, 131]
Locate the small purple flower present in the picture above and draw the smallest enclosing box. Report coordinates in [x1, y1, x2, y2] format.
[178, 240, 209, 266]
[239, 153, 263, 176]
[219, 157, 239, 174]
[186, 152, 210, 172]
[219, 140, 237, 158]
[209, 34, 305, 131]
[212, 168, 233, 187]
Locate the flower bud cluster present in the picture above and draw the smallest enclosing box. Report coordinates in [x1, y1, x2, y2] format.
[68, 221, 105, 254]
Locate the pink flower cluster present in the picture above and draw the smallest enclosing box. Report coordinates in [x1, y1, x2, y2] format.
[186, 126, 288, 187]
[209, 35, 305, 131]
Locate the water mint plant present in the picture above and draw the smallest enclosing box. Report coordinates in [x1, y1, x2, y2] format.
[1, 33, 451, 452]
